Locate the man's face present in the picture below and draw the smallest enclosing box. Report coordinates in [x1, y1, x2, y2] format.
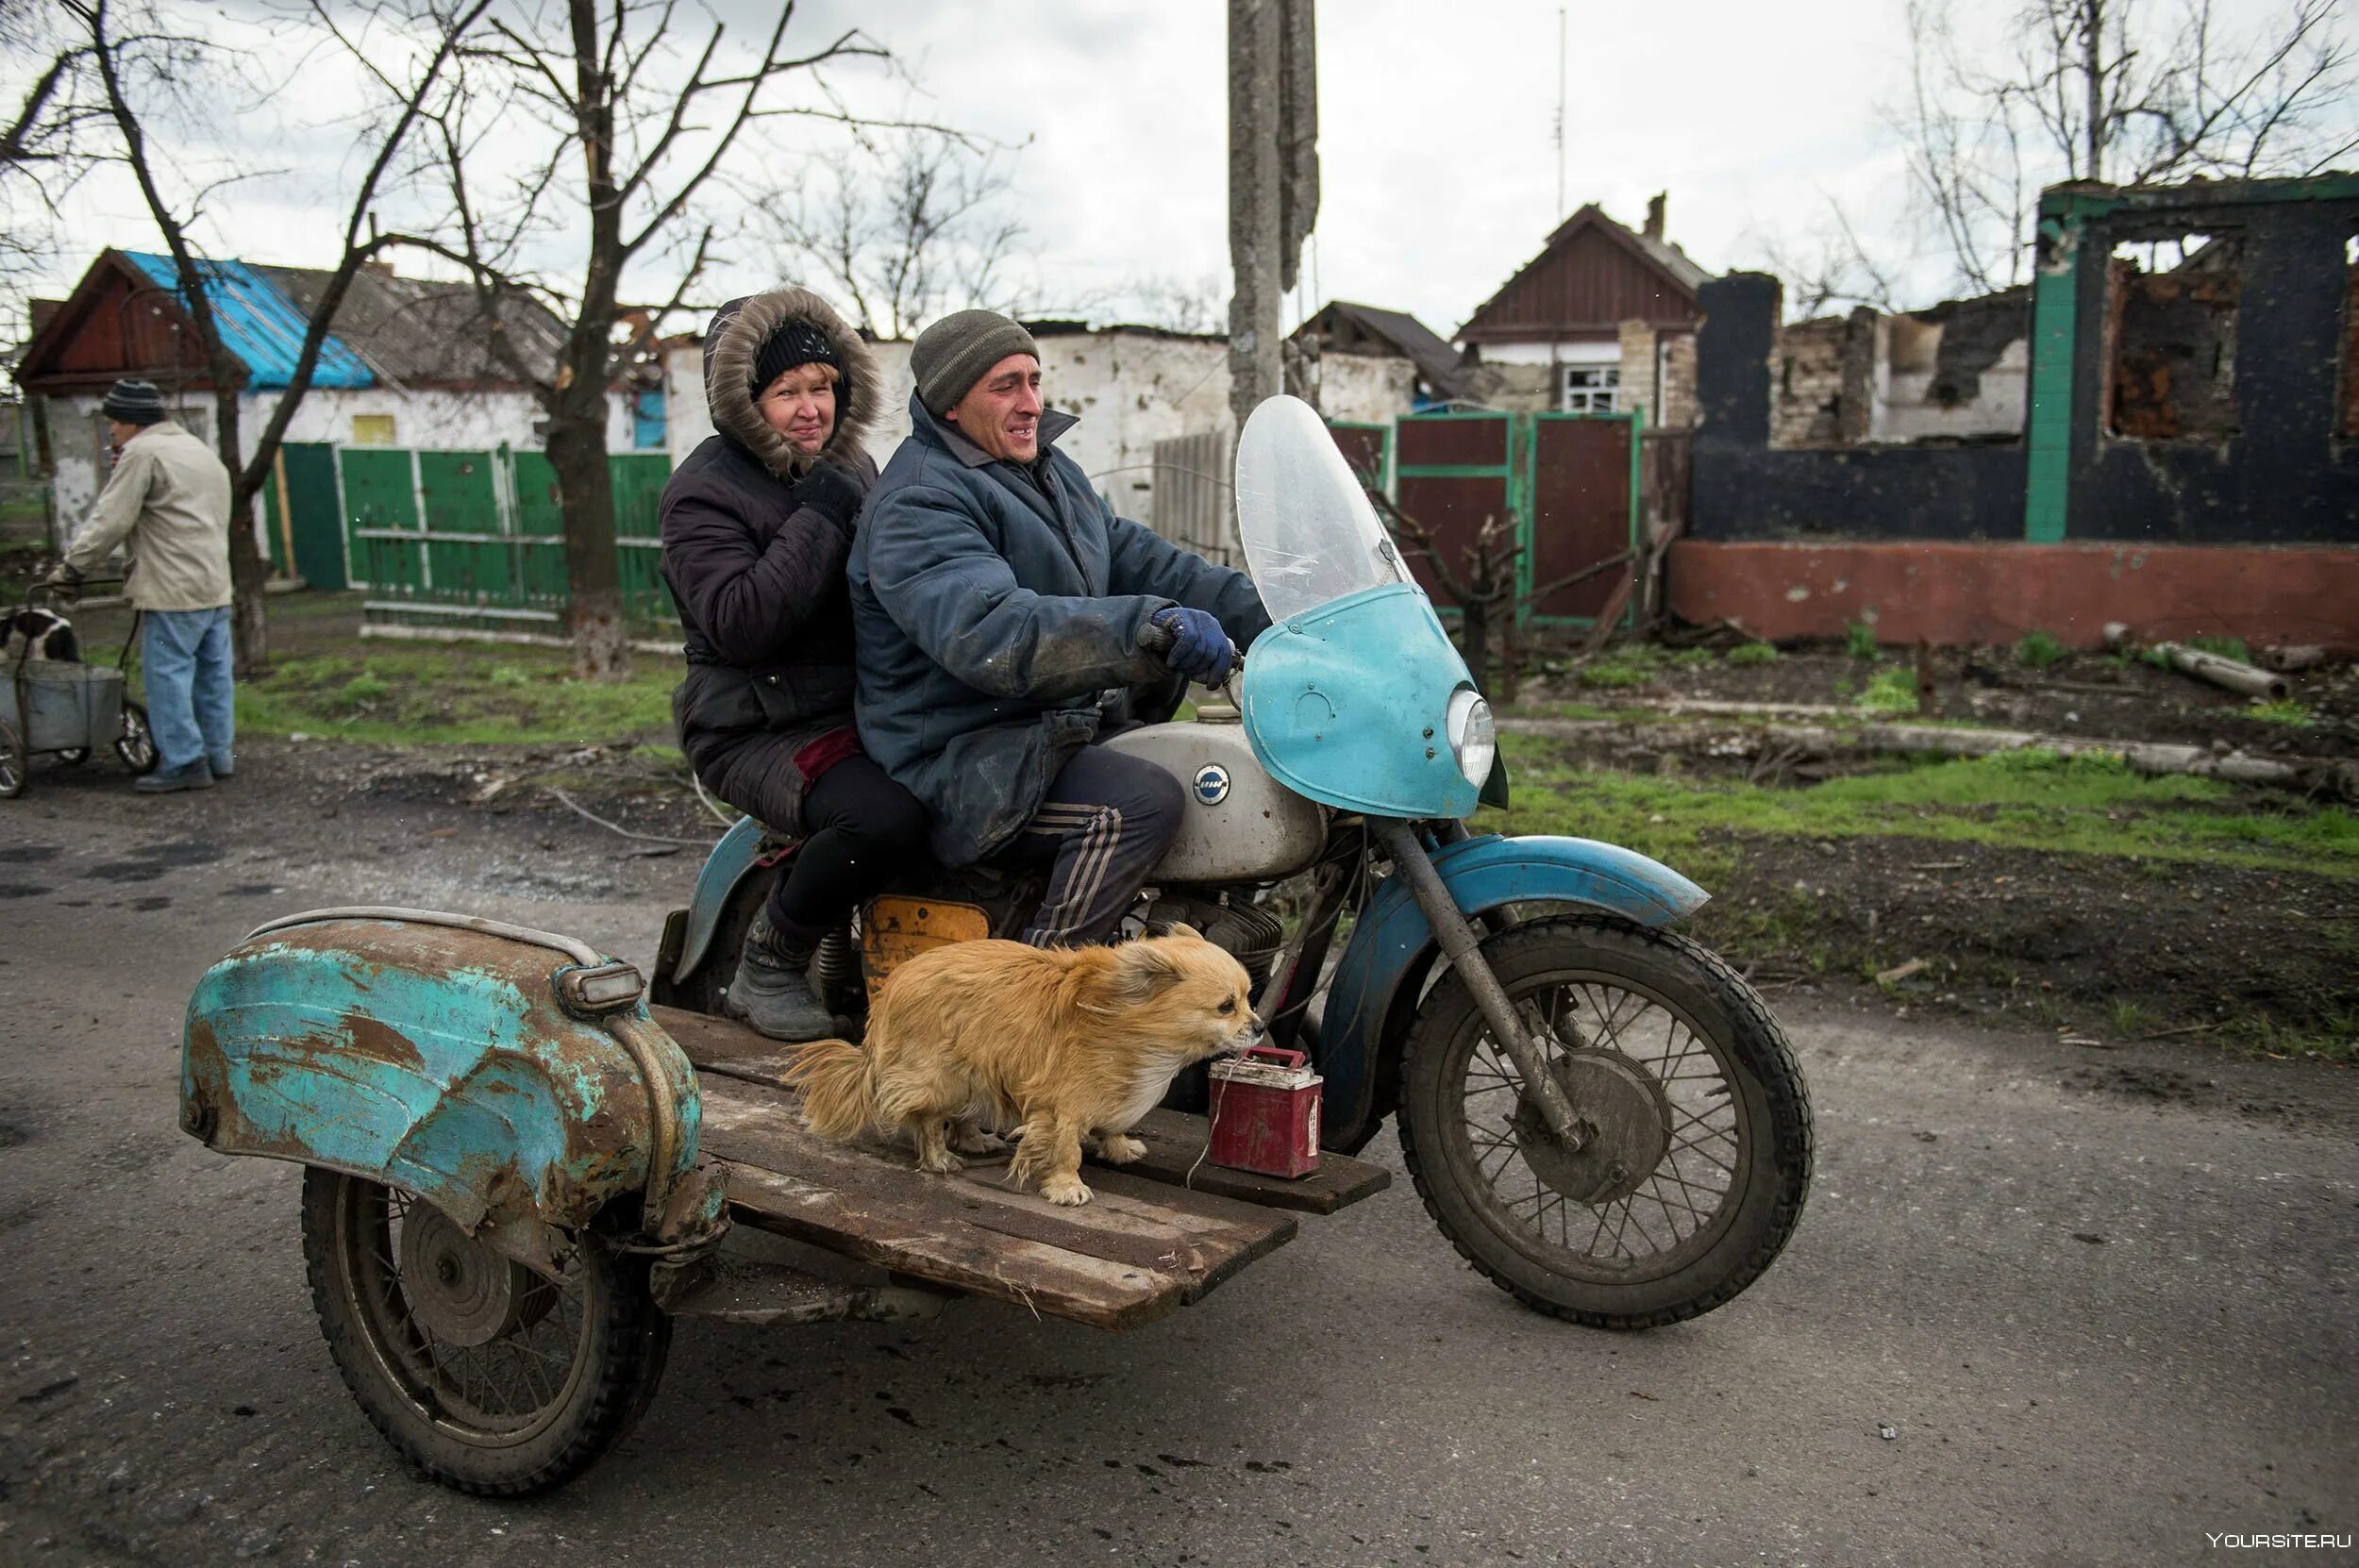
[944, 354, 1044, 463]
[105, 419, 142, 451]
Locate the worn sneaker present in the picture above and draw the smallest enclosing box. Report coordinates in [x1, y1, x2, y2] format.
[134, 760, 214, 794]
[209, 756, 234, 780]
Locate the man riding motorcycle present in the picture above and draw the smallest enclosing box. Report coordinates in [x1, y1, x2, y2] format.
[848, 309, 1271, 947]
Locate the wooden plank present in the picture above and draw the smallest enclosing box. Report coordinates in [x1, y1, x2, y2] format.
[1114, 1109, 1391, 1216]
[657, 1004, 1392, 1216]
[694, 1075, 1297, 1332]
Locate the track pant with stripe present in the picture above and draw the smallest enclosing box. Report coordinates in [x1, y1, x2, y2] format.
[1005, 744, 1186, 947]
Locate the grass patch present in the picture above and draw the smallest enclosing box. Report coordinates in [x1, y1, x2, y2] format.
[2187, 634, 2250, 662]
[1845, 622, 1879, 659]
[1855, 666, 1921, 716]
[2247, 699, 2314, 727]
[2015, 630, 2066, 669]
[231, 643, 679, 746]
[1494, 736, 2359, 880]
[1578, 659, 1652, 690]
[1725, 641, 1780, 667]
[1668, 646, 1717, 668]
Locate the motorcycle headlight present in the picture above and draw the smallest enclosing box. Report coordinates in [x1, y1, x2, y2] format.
[1445, 687, 1495, 789]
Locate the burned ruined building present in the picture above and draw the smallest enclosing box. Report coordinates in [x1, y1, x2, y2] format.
[1669, 174, 2359, 652]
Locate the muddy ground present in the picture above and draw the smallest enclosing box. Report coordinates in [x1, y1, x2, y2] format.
[1526, 642, 2359, 759]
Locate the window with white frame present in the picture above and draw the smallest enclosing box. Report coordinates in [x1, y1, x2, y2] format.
[1561, 364, 1619, 412]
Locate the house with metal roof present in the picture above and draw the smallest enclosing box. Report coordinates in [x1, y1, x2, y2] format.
[1289, 300, 1474, 411]
[1454, 195, 1711, 425]
[12, 248, 653, 529]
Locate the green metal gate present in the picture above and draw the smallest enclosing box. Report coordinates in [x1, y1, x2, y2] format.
[1389, 409, 1642, 628]
[333, 445, 675, 637]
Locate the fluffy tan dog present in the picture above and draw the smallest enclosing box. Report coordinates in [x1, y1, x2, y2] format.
[782, 926, 1262, 1206]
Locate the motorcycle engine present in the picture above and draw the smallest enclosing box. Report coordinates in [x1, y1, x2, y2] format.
[1146, 889, 1286, 993]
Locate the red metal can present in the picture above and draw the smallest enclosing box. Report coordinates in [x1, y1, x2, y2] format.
[1207, 1046, 1323, 1179]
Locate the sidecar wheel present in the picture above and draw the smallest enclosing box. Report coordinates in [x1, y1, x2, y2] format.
[300, 1168, 671, 1495]
[1397, 914, 1813, 1329]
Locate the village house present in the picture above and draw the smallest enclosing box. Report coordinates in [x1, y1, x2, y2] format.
[1289, 300, 1474, 411]
[13, 249, 649, 540]
[1455, 195, 1707, 427]
[1669, 173, 2359, 653]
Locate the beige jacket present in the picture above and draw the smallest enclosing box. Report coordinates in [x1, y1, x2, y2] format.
[66, 420, 235, 611]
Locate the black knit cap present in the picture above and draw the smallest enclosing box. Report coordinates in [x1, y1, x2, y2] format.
[751, 322, 841, 395]
[101, 378, 167, 425]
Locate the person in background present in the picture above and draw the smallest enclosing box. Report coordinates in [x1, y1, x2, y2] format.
[42, 378, 235, 794]
[659, 287, 926, 1041]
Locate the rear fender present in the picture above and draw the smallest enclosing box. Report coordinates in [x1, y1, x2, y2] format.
[180, 909, 722, 1263]
[670, 816, 769, 985]
[1313, 834, 1709, 1152]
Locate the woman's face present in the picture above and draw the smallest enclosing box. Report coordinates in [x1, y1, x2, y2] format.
[758, 363, 837, 456]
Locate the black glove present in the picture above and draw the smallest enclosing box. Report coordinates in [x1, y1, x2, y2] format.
[790, 460, 865, 536]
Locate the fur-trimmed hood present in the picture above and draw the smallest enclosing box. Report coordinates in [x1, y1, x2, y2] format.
[702, 288, 878, 478]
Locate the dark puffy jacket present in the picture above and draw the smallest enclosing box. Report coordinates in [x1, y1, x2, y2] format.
[849, 393, 1271, 866]
[660, 288, 880, 827]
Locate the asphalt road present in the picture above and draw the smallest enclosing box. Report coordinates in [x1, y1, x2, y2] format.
[1, 760, 2353, 1567]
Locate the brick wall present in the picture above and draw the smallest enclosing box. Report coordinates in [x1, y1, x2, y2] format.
[1768, 315, 1851, 446]
[1616, 321, 1698, 429]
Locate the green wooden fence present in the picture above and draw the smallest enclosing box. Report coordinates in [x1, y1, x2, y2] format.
[296, 444, 676, 638]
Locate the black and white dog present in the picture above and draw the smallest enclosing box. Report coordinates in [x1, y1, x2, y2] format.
[3, 608, 80, 665]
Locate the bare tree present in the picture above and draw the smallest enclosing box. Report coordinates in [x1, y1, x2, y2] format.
[759, 127, 1027, 341]
[1750, 196, 1903, 319]
[382, 2, 887, 678]
[56, 0, 485, 672]
[1897, 0, 2357, 294]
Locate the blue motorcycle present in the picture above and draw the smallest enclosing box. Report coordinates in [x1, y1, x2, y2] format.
[180, 395, 1811, 1494]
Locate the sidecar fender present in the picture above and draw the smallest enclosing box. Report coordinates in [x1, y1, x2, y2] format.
[1314, 834, 1708, 1152]
[671, 815, 766, 984]
[181, 910, 720, 1260]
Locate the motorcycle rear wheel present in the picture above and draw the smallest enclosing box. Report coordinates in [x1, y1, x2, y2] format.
[300, 1169, 670, 1495]
[1398, 914, 1813, 1329]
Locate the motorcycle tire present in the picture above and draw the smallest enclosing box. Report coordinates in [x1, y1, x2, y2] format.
[301, 1168, 671, 1496]
[1397, 913, 1812, 1330]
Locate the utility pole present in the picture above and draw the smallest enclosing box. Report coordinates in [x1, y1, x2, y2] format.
[1229, 0, 1316, 432]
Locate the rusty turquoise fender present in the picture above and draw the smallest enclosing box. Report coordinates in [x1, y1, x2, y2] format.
[180, 909, 727, 1272]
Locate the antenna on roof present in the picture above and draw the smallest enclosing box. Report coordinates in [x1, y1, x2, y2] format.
[1553, 8, 1566, 220]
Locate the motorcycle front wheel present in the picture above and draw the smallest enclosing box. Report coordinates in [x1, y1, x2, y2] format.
[1398, 913, 1813, 1329]
[300, 1169, 671, 1495]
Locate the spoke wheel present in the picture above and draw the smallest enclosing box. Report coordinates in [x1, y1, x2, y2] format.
[300, 1169, 670, 1495]
[0, 718, 24, 798]
[114, 701, 158, 775]
[1398, 914, 1813, 1329]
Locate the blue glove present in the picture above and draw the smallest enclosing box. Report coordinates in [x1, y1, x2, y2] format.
[1152, 607, 1237, 684]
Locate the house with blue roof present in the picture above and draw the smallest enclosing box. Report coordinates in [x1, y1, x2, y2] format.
[14, 248, 662, 560]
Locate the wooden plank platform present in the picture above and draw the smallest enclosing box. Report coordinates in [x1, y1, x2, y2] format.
[695, 1073, 1295, 1330]
[656, 1005, 1391, 1216]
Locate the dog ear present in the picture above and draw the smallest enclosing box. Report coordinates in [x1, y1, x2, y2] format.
[1107, 939, 1188, 1005]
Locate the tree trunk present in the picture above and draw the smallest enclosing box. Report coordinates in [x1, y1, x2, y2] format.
[1458, 597, 1490, 697]
[546, 398, 628, 680]
[2082, 0, 2106, 180]
[212, 384, 269, 676]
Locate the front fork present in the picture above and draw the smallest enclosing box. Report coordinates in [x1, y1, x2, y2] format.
[1372, 820, 1589, 1151]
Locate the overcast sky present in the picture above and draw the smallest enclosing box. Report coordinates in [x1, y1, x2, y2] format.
[11, 0, 2349, 338]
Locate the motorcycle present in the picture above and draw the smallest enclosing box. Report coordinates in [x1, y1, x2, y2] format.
[179, 394, 1811, 1495]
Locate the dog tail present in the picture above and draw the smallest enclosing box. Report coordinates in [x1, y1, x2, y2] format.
[780, 1038, 875, 1141]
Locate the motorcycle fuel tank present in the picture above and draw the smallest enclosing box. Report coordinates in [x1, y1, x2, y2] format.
[1103, 717, 1327, 883]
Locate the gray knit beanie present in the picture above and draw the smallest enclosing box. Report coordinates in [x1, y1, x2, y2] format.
[102, 378, 167, 425]
[912, 310, 1038, 416]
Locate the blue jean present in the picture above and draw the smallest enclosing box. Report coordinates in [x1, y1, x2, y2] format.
[142, 606, 236, 773]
